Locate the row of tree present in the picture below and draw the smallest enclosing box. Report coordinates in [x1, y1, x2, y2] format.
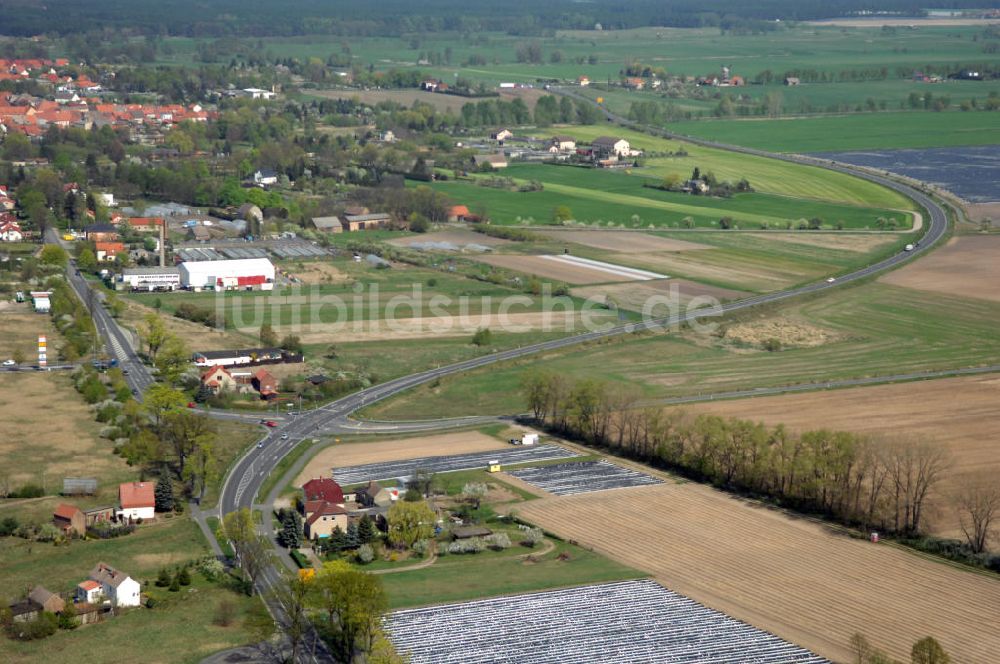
[522, 372, 955, 537]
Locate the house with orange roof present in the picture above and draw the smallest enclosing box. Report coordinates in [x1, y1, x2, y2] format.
[95, 241, 125, 261]
[201, 365, 236, 394]
[53, 503, 86, 536]
[117, 482, 155, 521]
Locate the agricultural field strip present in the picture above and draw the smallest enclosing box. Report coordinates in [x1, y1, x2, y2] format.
[332, 444, 578, 485]
[539, 255, 667, 281]
[507, 460, 663, 496]
[387, 579, 829, 664]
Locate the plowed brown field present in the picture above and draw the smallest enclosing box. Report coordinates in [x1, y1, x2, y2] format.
[518, 483, 1000, 663]
[682, 374, 1000, 537]
[880, 236, 1000, 302]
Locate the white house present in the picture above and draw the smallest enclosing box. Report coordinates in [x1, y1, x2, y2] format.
[591, 136, 632, 158]
[550, 135, 577, 152]
[490, 128, 513, 142]
[0, 220, 23, 242]
[89, 563, 141, 608]
[117, 481, 155, 521]
[243, 88, 276, 100]
[253, 168, 278, 187]
[76, 580, 102, 604]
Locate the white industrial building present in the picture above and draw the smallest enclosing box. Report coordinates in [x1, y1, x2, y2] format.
[179, 258, 275, 291]
[119, 267, 181, 291]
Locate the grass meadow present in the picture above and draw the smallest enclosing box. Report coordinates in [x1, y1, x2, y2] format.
[0, 517, 261, 664]
[432, 162, 914, 229]
[667, 111, 1000, 153]
[366, 282, 1000, 419]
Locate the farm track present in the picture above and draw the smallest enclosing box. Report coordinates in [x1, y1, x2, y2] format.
[517, 484, 1000, 663]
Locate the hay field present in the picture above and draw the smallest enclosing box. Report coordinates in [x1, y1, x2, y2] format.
[880, 236, 1000, 302]
[682, 374, 1000, 538]
[0, 305, 50, 360]
[294, 430, 508, 485]
[0, 372, 131, 500]
[518, 483, 1000, 663]
[260, 310, 615, 343]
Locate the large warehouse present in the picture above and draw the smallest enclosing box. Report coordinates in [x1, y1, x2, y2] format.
[179, 258, 275, 291]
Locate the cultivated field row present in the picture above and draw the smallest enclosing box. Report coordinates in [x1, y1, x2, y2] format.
[517, 483, 1000, 663]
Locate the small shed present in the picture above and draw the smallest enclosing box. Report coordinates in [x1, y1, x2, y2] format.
[63, 477, 98, 496]
[487, 460, 501, 473]
[521, 433, 539, 446]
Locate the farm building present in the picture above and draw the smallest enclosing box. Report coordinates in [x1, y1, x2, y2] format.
[123, 217, 164, 232]
[312, 216, 343, 233]
[191, 347, 300, 368]
[252, 368, 279, 399]
[356, 480, 397, 507]
[343, 212, 392, 231]
[178, 258, 275, 291]
[83, 505, 115, 526]
[447, 205, 471, 222]
[88, 563, 141, 608]
[29, 586, 65, 614]
[474, 154, 509, 169]
[53, 503, 86, 536]
[117, 481, 155, 521]
[84, 223, 119, 242]
[63, 477, 98, 495]
[119, 266, 181, 291]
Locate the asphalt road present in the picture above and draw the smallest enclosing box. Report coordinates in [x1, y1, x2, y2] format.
[47, 115, 951, 662]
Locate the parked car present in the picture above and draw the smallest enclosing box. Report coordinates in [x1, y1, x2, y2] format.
[188, 402, 198, 408]
[2, 359, 15, 366]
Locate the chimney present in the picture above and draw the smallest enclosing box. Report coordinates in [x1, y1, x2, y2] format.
[159, 219, 166, 267]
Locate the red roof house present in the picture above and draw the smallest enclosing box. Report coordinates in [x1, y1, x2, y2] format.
[118, 481, 155, 520]
[252, 368, 278, 399]
[53, 503, 86, 536]
[302, 478, 345, 505]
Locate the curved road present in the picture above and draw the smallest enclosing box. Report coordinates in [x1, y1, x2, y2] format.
[53, 111, 951, 661]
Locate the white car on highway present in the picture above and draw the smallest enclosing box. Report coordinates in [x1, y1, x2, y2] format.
[2, 359, 15, 366]
[826, 277, 836, 283]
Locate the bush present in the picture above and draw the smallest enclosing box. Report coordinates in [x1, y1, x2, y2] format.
[35, 523, 62, 542]
[411, 539, 430, 557]
[12, 484, 45, 499]
[156, 568, 171, 587]
[145, 597, 157, 609]
[87, 522, 135, 539]
[289, 550, 310, 569]
[0, 516, 19, 536]
[5, 611, 59, 641]
[522, 527, 544, 547]
[197, 558, 226, 582]
[169, 576, 181, 592]
[177, 567, 191, 586]
[487, 532, 511, 550]
[357, 543, 375, 564]
[471, 327, 492, 347]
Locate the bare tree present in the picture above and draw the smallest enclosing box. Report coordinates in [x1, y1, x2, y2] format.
[883, 438, 950, 534]
[954, 470, 1000, 553]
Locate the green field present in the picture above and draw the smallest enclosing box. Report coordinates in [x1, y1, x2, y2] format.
[666, 111, 1000, 152]
[563, 126, 918, 210]
[380, 536, 645, 609]
[367, 282, 1000, 419]
[0, 517, 260, 664]
[433, 161, 914, 229]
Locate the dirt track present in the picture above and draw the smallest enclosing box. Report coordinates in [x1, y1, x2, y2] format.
[518, 482, 1000, 663]
[388, 230, 511, 248]
[294, 431, 508, 486]
[572, 278, 746, 310]
[880, 236, 1000, 302]
[682, 374, 1000, 537]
